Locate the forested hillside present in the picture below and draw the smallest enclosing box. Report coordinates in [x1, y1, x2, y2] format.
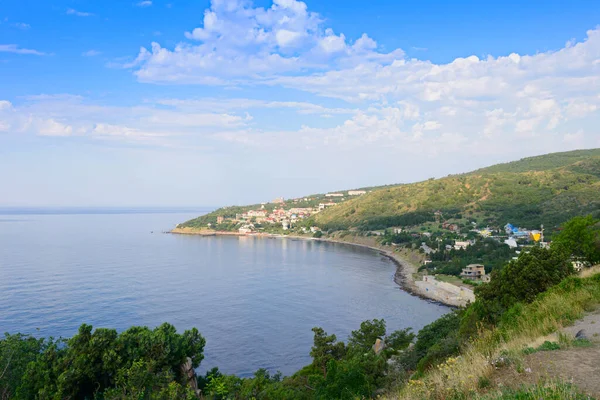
[315, 149, 600, 232]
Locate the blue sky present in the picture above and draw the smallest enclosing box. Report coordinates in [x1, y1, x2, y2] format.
[1, 0, 600, 207]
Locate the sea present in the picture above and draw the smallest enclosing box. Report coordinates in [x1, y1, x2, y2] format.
[0, 208, 448, 376]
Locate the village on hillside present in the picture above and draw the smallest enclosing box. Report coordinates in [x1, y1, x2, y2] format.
[209, 190, 368, 234]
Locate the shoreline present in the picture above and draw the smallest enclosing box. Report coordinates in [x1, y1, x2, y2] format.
[169, 228, 473, 307]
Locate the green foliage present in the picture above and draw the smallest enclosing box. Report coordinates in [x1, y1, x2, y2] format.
[355, 211, 436, 231]
[552, 215, 600, 264]
[429, 238, 513, 276]
[314, 358, 372, 400]
[309, 327, 346, 377]
[347, 319, 386, 353]
[523, 341, 561, 355]
[1, 323, 205, 399]
[315, 149, 600, 232]
[383, 328, 415, 356]
[404, 311, 463, 374]
[477, 376, 491, 390]
[312, 230, 323, 238]
[466, 247, 573, 328]
[537, 341, 561, 351]
[194, 319, 414, 400]
[0, 333, 45, 399]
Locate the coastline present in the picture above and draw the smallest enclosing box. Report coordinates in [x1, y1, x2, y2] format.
[169, 228, 473, 307]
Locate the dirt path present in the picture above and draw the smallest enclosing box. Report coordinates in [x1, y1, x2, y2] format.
[491, 310, 600, 398]
[492, 347, 600, 398]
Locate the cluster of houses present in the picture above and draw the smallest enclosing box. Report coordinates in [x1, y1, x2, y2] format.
[234, 207, 317, 228]
[472, 223, 548, 250]
[231, 207, 317, 234]
[216, 190, 368, 234]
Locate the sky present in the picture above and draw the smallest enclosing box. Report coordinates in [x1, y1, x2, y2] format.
[1, 0, 600, 207]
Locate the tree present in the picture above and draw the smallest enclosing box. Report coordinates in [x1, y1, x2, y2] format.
[409, 311, 462, 372]
[7, 323, 205, 399]
[470, 246, 573, 325]
[383, 328, 415, 356]
[309, 328, 346, 378]
[552, 215, 600, 264]
[348, 319, 386, 354]
[0, 333, 46, 399]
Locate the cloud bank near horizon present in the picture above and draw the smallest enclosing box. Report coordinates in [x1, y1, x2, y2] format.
[1, 0, 600, 205]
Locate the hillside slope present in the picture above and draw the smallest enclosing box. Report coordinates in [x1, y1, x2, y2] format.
[315, 149, 600, 231]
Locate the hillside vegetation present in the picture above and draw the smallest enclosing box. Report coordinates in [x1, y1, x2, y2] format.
[315, 149, 600, 231]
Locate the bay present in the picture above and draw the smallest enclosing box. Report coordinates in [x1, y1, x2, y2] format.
[0, 209, 448, 376]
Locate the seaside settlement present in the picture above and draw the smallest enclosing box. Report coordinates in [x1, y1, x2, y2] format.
[178, 190, 368, 235]
[172, 187, 590, 308]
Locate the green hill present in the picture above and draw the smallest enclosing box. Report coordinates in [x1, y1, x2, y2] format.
[180, 149, 600, 233]
[314, 149, 600, 232]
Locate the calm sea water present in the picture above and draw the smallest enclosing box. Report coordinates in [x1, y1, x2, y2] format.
[0, 209, 448, 376]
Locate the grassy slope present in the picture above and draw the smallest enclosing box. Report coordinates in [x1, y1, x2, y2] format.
[314, 149, 600, 230]
[393, 271, 600, 399]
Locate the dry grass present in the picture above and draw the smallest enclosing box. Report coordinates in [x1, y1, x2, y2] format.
[475, 380, 593, 399]
[388, 273, 600, 400]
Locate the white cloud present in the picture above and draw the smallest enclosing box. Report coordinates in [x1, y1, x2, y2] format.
[1, 88, 599, 177]
[82, 50, 101, 57]
[563, 130, 585, 145]
[318, 29, 347, 53]
[275, 29, 303, 47]
[93, 123, 155, 137]
[0, 44, 46, 56]
[154, 97, 355, 115]
[128, 0, 400, 83]
[136, 1, 153, 7]
[66, 8, 94, 17]
[5, 21, 600, 170]
[0, 95, 260, 145]
[38, 119, 73, 136]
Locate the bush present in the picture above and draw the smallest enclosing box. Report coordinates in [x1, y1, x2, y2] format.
[466, 246, 573, 327]
[1, 323, 205, 399]
[406, 311, 463, 373]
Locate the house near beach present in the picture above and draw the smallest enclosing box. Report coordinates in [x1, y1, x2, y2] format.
[460, 264, 490, 282]
[238, 224, 254, 234]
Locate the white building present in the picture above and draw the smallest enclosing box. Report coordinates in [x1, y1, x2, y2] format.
[325, 193, 344, 197]
[348, 190, 367, 196]
[282, 220, 289, 230]
[318, 202, 337, 210]
[454, 241, 470, 251]
[239, 224, 254, 234]
[247, 210, 267, 218]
